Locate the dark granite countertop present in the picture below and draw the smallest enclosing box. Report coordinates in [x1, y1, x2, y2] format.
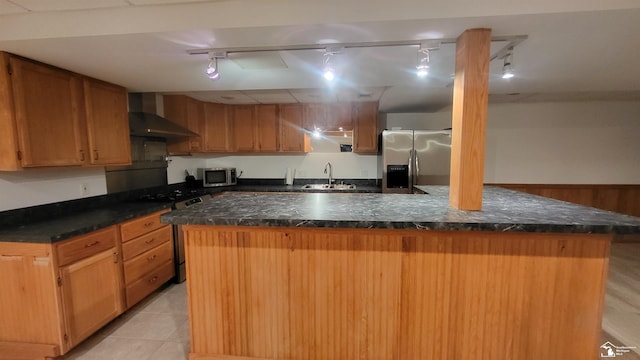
[162, 186, 640, 234]
[0, 202, 171, 244]
[0, 182, 379, 244]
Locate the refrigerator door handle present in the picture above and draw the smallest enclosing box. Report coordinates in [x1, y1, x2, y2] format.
[407, 150, 413, 190]
[414, 149, 420, 186]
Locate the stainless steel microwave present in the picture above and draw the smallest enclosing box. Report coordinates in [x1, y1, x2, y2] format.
[198, 167, 237, 187]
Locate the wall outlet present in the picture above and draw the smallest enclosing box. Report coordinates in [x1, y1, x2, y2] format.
[80, 183, 90, 196]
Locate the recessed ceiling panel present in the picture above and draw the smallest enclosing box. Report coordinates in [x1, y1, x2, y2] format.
[228, 52, 288, 70]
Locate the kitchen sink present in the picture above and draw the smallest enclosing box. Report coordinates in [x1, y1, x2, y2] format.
[301, 183, 357, 191]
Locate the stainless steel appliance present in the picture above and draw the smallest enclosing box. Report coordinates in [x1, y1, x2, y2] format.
[198, 167, 237, 187]
[382, 129, 452, 193]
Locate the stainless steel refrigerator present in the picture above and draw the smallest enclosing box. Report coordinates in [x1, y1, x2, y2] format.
[381, 129, 452, 193]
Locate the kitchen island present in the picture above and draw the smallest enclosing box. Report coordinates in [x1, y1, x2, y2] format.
[162, 186, 640, 360]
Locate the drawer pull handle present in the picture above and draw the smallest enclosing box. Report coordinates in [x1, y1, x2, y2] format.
[148, 276, 158, 283]
[85, 241, 99, 248]
[144, 221, 154, 227]
[147, 255, 157, 262]
[145, 238, 155, 244]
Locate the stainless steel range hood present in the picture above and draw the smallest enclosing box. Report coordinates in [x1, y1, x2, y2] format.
[128, 93, 197, 138]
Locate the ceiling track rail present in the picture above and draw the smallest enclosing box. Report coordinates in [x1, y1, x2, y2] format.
[186, 35, 528, 58]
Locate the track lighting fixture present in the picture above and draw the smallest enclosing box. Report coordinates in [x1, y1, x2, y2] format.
[206, 57, 219, 80]
[205, 51, 226, 80]
[502, 47, 515, 79]
[188, 35, 527, 82]
[322, 47, 341, 81]
[416, 48, 430, 78]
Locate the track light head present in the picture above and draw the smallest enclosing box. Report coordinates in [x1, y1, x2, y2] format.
[502, 47, 515, 79]
[416, 48, 430, 78]
[205, 51, 226, 80]
[322, 47, 342, 81]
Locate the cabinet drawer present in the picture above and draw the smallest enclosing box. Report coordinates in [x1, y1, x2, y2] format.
[122, 225, 172, 261]
[125, 260, 174, 308]
[56, 226, 117, 266]
[120, 210, 169, 243]
[124, 240, 174, 284]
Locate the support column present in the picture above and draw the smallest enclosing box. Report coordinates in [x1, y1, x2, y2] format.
[449, 28, 491, 210]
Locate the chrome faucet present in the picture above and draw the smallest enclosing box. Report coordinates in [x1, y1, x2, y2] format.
[324, 162, 333, 184]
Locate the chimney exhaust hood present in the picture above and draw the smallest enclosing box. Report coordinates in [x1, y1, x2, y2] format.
[128, 93, 197, 138]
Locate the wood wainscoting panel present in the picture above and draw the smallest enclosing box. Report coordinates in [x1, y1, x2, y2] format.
[183, 226, 611, 360]
[493, 184, 640, 217]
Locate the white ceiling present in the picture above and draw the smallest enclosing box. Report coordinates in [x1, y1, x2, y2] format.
[0, 0, 639, 113]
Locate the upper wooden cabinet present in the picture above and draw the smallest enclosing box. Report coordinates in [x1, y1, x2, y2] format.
[202, 102, 230, 152]
[83, 78, 131, 165]
[0, 52, 132, 170]
[255, 104, 279, 152]
[280, 104, 309, 153]
[1, 54, 86, 169]
[230, 105, 256, 152]
[303, 103, 353, 132]
[352, 102, 379, 154]
[164, 95, 204, 154]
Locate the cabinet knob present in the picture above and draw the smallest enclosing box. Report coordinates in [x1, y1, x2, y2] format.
[85, 241, 99, 248]
[147, 254, 157, 262]
[148, 276, 158, 283]
[93, 150, 99, 160]
[145, 238, 155, 244]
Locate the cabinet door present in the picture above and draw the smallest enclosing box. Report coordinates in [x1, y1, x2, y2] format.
[164, 95, 203, 154]
[255, 104, 278, 152]
[186, 98, 204, 151]
[203, 102, 230, 152]
[59, 248, 123, 348]
[303, 103, 329, 131]
[231, 105, 256, 152]
[10, 57, 85, 167]
[353, 102, 379, 154]
[83, 78, 131, 165]
[280, 104, 307, 152]
[331, 102, 353, 131]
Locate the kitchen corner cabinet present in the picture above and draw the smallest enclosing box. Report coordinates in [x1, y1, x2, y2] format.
[203, 102, 230, 152]
[352, 101, 379, 154]
[164, 95, 204, 154]
[0, 226, 123, 357]
[120, 209, 174, 309]
[280, 103, 310, 152]
[0, 52, 132, 171]
[83, 77, 131, 165]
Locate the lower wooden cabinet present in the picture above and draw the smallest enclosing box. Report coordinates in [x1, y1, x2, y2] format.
[120, 210, 174, 309]
[0, 225, 123, 357]
[0, 210, 174, 358]
[59, 248, 123, 349]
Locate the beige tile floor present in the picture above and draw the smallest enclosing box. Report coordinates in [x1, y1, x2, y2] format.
[63, 242, 640, 359]
[62, 283, 190, 360]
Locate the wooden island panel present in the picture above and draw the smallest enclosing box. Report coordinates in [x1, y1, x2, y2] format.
[183, 226, 610, 360]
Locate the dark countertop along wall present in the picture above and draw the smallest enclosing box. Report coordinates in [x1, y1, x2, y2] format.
[2, 184, 640, 244]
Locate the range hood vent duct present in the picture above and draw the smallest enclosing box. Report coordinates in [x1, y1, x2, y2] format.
[128, 93, 197, 138]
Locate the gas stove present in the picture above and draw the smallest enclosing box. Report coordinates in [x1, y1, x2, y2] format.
[137, 189, 211, 205]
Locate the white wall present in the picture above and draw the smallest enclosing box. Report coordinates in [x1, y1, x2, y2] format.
[0, 168, 107, 211]
[386, 101, 640, 184]
[204, 153, 378, 181]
